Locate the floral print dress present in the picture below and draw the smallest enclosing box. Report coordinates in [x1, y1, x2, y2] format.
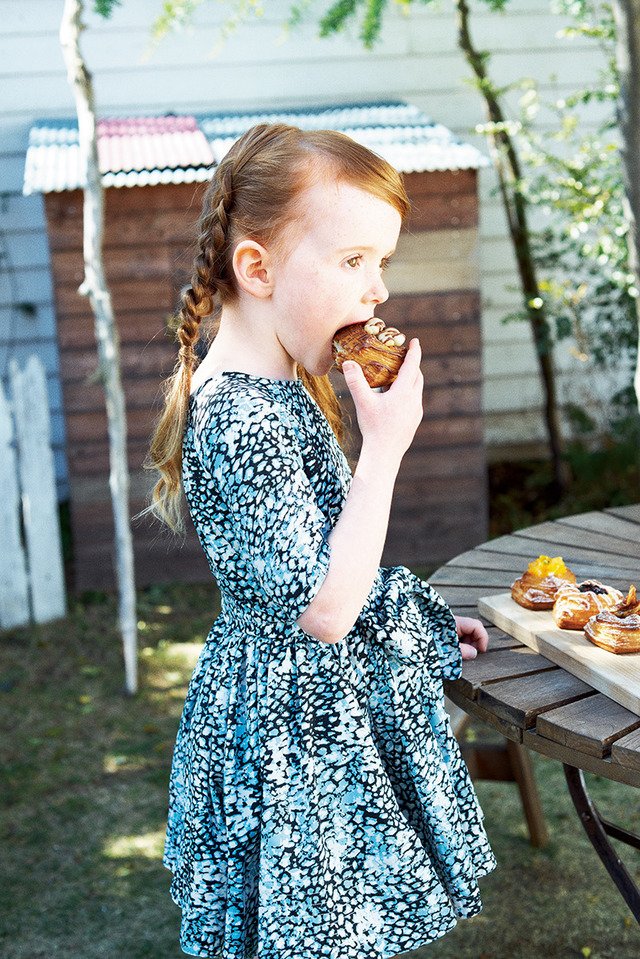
[163, 372, 496, 959]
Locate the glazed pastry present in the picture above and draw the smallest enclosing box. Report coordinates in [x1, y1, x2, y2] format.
[333, 318, 407, 389]
[511, 555, 576, 610]
[584, 585, 640, 654]
[552, 579, 624, 629]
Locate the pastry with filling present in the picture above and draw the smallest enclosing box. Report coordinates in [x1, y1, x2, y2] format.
[511, 555, 576, 610]
[584, 585, 640, 654]
[333, 318, 407, 389]
[552, 579, 624, 629]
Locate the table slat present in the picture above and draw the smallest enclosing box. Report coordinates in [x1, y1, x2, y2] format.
[556, 511, 640, 543]
[514, 521, 640, 559]
[611, 727, 640, 772]
[444, 680, 524, 743]
[484, 628, 523, 651]
[476, 669, 594, 729]
[436, 585, 498, 604]
[522, 728, 640, 787]
[535, 694, 640, 758]
[454, 647, 556, 699]
[480, 534, 640, 570]
[429, 567, 514, 588]
[606, 504, 640, 524]
[437, 549, 531, 573]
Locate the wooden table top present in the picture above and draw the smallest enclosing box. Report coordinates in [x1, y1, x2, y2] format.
[431, 503, 640, 788]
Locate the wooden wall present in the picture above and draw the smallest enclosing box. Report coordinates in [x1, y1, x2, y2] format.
[46, 168, 485, 590]
[3, 0, 611, 508]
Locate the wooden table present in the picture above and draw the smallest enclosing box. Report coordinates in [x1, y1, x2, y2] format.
[430, 503, 640, 920]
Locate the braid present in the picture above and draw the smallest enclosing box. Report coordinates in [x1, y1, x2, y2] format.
[146, 160, 236, 531]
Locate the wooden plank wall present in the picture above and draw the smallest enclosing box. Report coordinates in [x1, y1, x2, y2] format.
[46, 168, 484, 590]
[47, 183, 211, 590]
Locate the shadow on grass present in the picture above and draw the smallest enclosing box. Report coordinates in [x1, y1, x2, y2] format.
[1, 581, 640, 959]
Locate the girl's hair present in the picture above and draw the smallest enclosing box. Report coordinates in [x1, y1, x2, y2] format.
[147, 122, 411, 531]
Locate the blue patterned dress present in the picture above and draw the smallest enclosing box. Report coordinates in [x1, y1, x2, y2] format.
[164, 372, 496, 959]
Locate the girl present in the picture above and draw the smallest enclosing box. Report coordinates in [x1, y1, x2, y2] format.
[148, 123, 496, 959]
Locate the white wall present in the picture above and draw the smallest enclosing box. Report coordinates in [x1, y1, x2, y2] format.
[0, 0, 608, 495]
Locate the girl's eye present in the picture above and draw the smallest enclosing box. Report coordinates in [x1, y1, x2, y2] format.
[345, 255, 361, 268]
[380, 257, 392, 271]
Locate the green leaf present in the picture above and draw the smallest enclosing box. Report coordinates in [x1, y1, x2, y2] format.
[319, 0, 360, 36]
[93, 0, 121, 16]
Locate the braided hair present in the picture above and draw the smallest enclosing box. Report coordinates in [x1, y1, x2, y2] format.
[147, 123, 410, 531]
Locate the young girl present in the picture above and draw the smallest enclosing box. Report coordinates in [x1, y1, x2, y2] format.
[148, 123, 496, 959]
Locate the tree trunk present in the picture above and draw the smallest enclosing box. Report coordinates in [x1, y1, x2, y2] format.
[613, 0, 640, 412]
[456, 0, 569, 492]
[60, 0, 138, 694]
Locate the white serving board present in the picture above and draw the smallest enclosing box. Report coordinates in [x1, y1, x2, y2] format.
[478, 592, 640, 718]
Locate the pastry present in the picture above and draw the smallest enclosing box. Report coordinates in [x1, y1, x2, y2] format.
[584, 585, 640, 653]
[511, 555, 576, 610]
[332, 318, 407, 389]
[552, 579, 624, 629]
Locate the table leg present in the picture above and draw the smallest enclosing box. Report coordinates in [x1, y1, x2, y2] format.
[563, 763, 640, 923]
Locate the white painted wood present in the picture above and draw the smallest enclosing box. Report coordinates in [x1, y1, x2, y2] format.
[9, 356, 66, 624]
[4, 230, 51, 270]
[0, 305, 57, 344]
[0, 266, 53, 308]
[0, 379, 30, 629]
[0, 194, 47, 233]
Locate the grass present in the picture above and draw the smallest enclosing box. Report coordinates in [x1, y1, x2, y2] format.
[2, 458, 640, 959]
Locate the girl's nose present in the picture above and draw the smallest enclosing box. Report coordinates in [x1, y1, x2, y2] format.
[366, 274, 389, 305]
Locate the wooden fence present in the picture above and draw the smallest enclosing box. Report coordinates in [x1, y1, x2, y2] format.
[0, 356, 66, 629]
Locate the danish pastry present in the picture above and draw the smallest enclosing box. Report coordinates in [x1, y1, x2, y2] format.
[552, 579, 624, 630]
[511, 555, 576, 610]
[584, 585, 640, 654]
[333, 318, 407, 389]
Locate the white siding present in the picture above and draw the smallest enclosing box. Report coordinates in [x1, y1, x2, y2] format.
[0, 0, 609, 493]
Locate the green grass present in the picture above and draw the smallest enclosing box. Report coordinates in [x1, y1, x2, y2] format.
[2, 581, 640, 958]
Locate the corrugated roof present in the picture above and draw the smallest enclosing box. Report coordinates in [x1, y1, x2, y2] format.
[23, 102, 487, 195]
[24, 114, 215, 194]
[199, 102, 488, 174]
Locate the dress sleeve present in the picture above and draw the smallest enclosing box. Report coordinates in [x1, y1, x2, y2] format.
[194, 391, 331, 620]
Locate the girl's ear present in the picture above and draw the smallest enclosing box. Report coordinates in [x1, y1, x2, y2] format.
[233, 240, 274, 298]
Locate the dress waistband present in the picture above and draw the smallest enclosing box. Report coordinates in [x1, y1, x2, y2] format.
[218, 592, 295, 635]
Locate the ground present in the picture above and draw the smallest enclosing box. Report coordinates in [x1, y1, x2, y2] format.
[2, 458, 640, 958]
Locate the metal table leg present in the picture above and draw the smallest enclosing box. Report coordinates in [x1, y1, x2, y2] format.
[563, 763, 640, 923]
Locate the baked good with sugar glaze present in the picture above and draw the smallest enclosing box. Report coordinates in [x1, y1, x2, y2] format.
[511, 555, 576, 610]
[552, 579, 624, 629]
[584, 585, 640, 653]
[333, 318, 407, 389]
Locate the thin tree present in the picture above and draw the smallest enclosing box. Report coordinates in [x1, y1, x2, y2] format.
[60, 0, 138, 694]
[454, 0, 568, 488]
[613, 0, 640, 411]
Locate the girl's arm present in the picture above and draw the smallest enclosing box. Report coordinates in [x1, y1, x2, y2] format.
[297, 339, 425, 643]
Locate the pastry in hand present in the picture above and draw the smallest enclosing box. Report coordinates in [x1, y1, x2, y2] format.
[552, 579, 624, 629]
[511, 555, 576, 610]
[333, 318, 407, 389]
[584, 585, 640, 654]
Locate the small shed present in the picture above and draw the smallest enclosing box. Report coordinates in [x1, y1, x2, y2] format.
[24, 102, 489, 592]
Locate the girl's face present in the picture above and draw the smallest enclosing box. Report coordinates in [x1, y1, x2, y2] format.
[269, 179, 403, 377]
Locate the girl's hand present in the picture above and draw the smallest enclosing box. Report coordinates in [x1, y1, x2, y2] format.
[455, 616, 489, 660]
[342, 338, 424, 465]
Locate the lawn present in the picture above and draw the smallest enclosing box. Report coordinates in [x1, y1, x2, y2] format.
[2, 492, 640, 958]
